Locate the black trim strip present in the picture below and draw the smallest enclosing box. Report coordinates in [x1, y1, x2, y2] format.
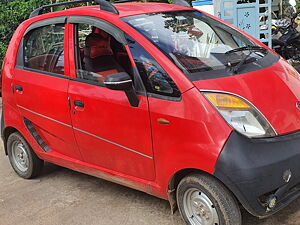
[147, 92, 182, 102]
[23, 118, 50, 152]
[1, 107, 4, 141]
[24, 17, 67, 36]
[69, 16, 127, 44]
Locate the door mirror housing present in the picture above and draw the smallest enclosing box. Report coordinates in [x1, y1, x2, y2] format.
[104, 72, 133, 91]
[104, 72, 139, 107]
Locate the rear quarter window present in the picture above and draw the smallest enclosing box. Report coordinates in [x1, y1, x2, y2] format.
[23, 24, 65, 75]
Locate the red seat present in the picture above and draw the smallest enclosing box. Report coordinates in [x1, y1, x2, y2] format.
[83, 32, 123, 79]
[84, 33, 113, 59]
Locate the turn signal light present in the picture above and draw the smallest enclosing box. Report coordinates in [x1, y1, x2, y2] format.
[204, 93, 250, 110]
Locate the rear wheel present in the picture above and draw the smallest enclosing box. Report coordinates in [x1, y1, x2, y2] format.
[7, 132, 44, 179]
[177, 173, 241, 225]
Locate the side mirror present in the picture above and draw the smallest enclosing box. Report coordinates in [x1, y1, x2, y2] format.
[104, 72, 139, 107]
[104, 72, 133, 91]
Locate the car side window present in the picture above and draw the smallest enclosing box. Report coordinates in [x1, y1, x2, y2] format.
[126, 35, 180, 98]
[24, 24, 65, 75]
[74, 24, 132, 85]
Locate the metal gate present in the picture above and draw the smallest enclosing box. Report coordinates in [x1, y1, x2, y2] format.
[218, 0, 272, 47]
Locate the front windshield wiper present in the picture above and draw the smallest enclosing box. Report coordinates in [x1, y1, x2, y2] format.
[225, 45, 267, 55]
[225, 45, 268, 73]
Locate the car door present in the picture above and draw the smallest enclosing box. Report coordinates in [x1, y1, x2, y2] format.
[66, 17, 155, 181]
[13, 18, 82, 160]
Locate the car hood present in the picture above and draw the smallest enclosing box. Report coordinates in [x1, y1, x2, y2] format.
[193, 59, 300, 135]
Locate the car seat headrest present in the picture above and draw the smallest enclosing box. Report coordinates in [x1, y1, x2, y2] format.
[93, 27, 110, 39]
[85, 33, 113, 59]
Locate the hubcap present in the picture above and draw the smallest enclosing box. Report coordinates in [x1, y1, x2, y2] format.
[183, 188, 219, 225]
[11, 141, 29, 172]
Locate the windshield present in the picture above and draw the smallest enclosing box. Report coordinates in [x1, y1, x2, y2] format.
[122, 10, 279, 81]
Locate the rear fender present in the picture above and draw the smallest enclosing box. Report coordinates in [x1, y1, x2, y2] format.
[2, 103, 42, 156]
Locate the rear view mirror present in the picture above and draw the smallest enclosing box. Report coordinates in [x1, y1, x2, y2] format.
[104, 72, 139, 107]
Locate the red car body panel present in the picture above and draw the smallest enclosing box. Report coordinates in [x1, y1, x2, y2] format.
[14, 68, 83, 160]
[193, 59, 300, 135]
[148, 88, 232, 197]
[114, 3, 191, 17]
[3, 3, 299, 204]
[65, 3, 191, 18]
[68, 80, 156, 181]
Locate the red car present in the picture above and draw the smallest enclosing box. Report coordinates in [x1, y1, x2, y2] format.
[2, 0, 300, 224]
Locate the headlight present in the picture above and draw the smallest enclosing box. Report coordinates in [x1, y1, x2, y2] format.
[203, 92, 277, 138]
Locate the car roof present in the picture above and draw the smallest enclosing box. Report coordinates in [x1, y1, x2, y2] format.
[64, 2, 192, 18]
[114, 2, 191, 17]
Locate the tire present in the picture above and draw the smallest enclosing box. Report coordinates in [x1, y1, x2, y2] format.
[7, 132, 44, 179]
[177, 173, 241, 225]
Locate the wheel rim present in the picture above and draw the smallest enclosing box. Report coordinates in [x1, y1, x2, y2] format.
[11, 141, 29, 172]
[183, 188, 219, 225]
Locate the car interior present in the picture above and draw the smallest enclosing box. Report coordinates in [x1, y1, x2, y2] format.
[27, 53, 64, 74]
[76, 26, 132, 83]
[24, 24, 132, 83]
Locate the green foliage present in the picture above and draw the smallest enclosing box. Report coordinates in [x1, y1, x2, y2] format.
[0, 0, 49, 66]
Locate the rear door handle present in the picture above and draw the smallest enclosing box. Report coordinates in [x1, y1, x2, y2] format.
[74, 100, 84, 108]
[157, 118, 170, 125]
[16, 85, 23, 92]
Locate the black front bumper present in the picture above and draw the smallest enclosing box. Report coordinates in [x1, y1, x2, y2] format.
[214, 131, 300, 217]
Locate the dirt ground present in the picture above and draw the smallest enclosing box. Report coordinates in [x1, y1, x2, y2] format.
[0, 145, 300, 225]
[0, 102, 299, 225]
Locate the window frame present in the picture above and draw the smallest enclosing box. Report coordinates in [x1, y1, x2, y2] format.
[71, 19, 135, 89]
[68, 16, 148, 95]
[125, 34, 181, 100]
[69, 18, 182, 101]
[16, 17, 68, 78]
[16, 16, 182, 102]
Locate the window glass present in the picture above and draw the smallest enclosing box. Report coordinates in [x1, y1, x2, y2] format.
[122, 10, 277, 81]
[126, 35, 180, 98]
[75, 24, 132, 85]
[24, 24, 65, 75]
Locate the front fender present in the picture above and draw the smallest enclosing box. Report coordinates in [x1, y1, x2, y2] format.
[148, 88, 233, 198]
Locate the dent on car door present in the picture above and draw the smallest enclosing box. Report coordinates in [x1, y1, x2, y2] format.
[13, 20, 82, 160]
[67, 19, 155, 181]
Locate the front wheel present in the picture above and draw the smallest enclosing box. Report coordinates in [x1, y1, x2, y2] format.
[177, 173, 241, 225]
[7, 132, 44, 179]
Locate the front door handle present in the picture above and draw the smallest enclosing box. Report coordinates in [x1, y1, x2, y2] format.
[16, 85, 23, 92]
[74, 100, 84, 108]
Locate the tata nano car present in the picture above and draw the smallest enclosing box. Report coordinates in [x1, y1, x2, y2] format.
[2, 0, 300, 224]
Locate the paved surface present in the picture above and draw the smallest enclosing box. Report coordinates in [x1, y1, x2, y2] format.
[1, 144, 300, 225]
